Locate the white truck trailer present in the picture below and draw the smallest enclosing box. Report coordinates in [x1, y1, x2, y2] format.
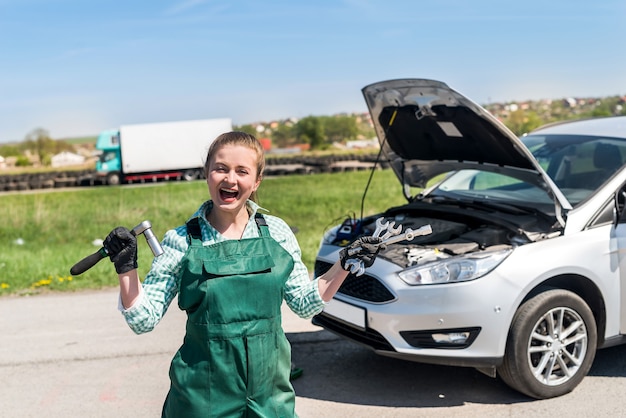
[95, 118, 232, 185]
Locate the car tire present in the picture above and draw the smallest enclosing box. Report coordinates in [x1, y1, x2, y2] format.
[497, 289, 597, 399]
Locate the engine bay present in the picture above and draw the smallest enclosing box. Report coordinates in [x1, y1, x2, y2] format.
[340, 201, 558, 269]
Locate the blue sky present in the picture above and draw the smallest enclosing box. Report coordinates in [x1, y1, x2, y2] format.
[1, 0, 624, 143]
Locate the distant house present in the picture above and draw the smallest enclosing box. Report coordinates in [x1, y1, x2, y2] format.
[51, 151, 85, 168]
[345, 139, 379, 149]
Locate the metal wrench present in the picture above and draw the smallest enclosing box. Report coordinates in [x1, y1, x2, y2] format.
[344, 259, 365, 277]
[371, 217, 402, 240]
[379, 224, 433, 246]
[347, 223, 433, 257]
[371, 217, 390, 238]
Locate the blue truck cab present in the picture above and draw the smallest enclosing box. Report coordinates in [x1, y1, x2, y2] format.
[95, 129, 122, 185]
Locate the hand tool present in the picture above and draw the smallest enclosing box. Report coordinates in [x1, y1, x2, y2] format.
[371, 217, 402, 240]
[347, 223, 432, 257]
[69, 220, 163, 275]
[343, 220, 433, 276]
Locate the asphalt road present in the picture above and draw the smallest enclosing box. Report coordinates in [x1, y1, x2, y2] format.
[2, 289, 626, 417]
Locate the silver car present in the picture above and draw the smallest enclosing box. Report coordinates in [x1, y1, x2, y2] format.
[313, 78, 626, 399]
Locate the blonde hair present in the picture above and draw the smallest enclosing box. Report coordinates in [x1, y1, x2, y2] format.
[204, 131, 265, 202]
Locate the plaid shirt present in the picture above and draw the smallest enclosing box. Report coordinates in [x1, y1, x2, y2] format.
[121, 200, 325, 334]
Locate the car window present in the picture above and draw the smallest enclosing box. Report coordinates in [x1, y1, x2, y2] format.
[523, 134, 626, 205]
[588, 198, 615, 227]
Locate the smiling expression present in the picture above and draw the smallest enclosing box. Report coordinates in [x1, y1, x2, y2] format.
[207, 144, 261, 215]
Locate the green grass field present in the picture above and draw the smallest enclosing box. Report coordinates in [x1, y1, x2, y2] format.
[0, 169, 406, 296]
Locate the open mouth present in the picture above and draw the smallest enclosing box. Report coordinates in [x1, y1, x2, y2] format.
[219, 188, 239, 201]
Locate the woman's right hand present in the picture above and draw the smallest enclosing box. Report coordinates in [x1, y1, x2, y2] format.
[103, 227, 138, 274]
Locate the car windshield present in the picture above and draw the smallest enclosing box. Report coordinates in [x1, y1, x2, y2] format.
[430, 133, 626, 208]
[433, 169, 554, 207]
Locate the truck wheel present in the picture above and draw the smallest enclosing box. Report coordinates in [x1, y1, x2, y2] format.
[107, 172, 121, 186]
[497, 289, 596, 399]
[183, 170, 198, 181]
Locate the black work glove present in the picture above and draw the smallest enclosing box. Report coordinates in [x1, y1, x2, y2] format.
[103, 227, 138, 274]
[339, 236, 386, 275]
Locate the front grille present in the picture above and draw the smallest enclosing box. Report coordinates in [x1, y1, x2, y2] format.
[314, 260, 395, 303]
[312, 312, 395, 352]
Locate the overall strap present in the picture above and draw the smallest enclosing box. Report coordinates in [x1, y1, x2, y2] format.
[187, 214, 269, 243]
[255, 213, 271, 238]
[186, 217, 203, 246]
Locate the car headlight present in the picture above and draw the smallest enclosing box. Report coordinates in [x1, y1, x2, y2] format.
[398, 248, 512, 285]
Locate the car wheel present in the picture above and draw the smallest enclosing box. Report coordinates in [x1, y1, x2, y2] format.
[497, 289, 597, 399]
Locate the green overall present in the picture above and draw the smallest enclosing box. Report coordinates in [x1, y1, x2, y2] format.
[162, 215, 297, 418]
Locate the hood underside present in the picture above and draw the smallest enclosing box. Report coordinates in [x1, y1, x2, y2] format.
[362, 78, 572, 215]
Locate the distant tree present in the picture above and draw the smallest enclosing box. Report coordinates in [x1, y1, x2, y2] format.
[15, 155, 30, 166]
[548, 101, 568, 120]
[22, 128, 73, 166]
[358, 123, 376, 140]
[0, 143, 21, 157]
[296, 116, 326, 149]
[505, 110, 544, 136]
[590, 108, 613, 117]
[270, 124, 295, 148]
[324, 115, 359, 143]
[581, 100, 614, 118]
[235, 124, 258, 137]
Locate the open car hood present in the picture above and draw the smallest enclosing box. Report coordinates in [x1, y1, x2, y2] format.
[362, 79, 572, 219]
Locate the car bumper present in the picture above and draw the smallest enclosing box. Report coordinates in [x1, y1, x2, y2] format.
[314, 256, 521, 368]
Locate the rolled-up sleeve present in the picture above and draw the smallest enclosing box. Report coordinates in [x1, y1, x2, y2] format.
[120, 227, 187, 334]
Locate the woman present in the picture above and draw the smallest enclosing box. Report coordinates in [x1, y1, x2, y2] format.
[103, 131, 382, 417]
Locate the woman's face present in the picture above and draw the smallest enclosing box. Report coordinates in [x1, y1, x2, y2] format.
[207, 144, 261, 215]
